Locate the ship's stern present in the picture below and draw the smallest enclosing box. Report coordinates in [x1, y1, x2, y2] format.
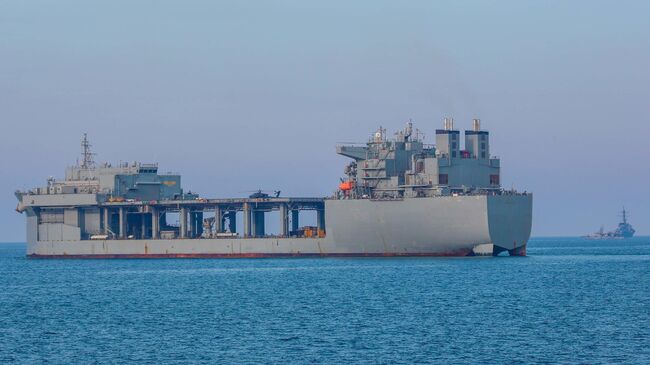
[25, 208, 39, 256]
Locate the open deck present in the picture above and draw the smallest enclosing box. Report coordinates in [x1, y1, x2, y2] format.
[97, 196, 326, 240]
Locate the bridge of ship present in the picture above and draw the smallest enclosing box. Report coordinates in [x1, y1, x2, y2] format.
[99, 197, 326, 240]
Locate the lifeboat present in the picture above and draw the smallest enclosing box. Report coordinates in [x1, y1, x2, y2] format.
[339, 181, 354, 191]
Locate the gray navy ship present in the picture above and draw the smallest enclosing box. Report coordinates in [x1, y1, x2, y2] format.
[585, 209, 635, 239]
[15, 119, 533, 258]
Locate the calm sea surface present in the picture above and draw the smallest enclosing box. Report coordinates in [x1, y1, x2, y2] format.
[1, 237, 648, 364]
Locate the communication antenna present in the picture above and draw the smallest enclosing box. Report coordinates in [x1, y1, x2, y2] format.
[80, 133, 95, 169]
[405, 119, 413, 138]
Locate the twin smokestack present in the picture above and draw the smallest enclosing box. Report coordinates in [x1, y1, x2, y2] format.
[443, 117, 481, 131]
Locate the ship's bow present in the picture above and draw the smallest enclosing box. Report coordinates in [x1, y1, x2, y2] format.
[487, 194, 533, 256]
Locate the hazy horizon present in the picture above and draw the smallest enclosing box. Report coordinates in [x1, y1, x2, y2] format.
[2, 0, 649, 241]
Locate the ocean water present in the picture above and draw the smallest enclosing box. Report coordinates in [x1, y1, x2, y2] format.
[0, 238, 648, 364]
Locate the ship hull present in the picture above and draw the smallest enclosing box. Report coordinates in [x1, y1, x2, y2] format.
[26, 195, 532, 258]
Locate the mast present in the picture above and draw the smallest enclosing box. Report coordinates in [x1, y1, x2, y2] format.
[80, 133, 95, 169]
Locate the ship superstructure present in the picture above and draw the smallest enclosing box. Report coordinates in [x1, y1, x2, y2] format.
[15, 119, 532, 258]
[337, 119, 500, 199]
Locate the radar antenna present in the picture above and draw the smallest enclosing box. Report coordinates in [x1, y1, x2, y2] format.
[405, 119, 413, 138]
[80, 133, 95, 169]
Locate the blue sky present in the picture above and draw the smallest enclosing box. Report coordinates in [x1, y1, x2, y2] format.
[1, 0, 649, 240]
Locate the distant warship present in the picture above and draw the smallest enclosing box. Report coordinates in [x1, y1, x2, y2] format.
[585, 209, 635, 239]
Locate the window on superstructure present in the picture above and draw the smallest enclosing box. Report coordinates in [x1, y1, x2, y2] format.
[490, 174, 500, 185]
[481, 152, 486, 158]
[439, 174, 448, 185]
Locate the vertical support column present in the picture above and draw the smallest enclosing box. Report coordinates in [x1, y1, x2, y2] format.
[151, 207, 159, 239]
[103, 207, 110, 235]
[180, 207, 188, 239]
[118, 207, 126, 239]
[243, 203, 251, 237]
[317, 208, 325, 232]
[250, 208, 256, 237]
[291, 209, 299, 233]
[141, 213, 146, 239]
[253, 211, 265, 237]
[188, 211, 195, 238]
[280, 204, 288, 237]
[215, 206, 223, 233]
[228, 211, 236, 233]
[195, 212, 204, 237]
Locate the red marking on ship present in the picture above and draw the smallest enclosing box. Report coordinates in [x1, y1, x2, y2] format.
[514, 244, 526, 256]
